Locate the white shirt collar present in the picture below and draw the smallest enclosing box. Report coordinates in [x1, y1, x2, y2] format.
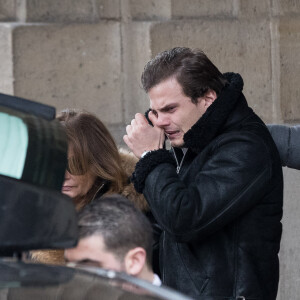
[152, 273, 162, 286]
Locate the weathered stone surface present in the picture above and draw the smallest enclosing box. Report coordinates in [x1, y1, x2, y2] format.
[25, 0, 120, 22]
[277, 167, 300, 300]
[107, 123, 127, 147]
[0, 0, 16, 21]
[238, 0, 271, 18]
[278, 18, 300, 122]
[25, 0, 94, 22]
[122, 22, 153, 123]
[149, 19, 275, 123]
[97, 0, 120, 19]
[272, 0, 300, 16]
[128, 0, 171, 20]
[12, 22, 122, 124]
[0, 25, 14, 94]
[171, 0, 235, 18]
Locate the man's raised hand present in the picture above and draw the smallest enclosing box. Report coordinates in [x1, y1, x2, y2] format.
[123, 113, 165, 158]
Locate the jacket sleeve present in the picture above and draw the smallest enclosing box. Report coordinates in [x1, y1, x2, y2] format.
[132, 132, 275, 242]
[267, 124, 300, 170]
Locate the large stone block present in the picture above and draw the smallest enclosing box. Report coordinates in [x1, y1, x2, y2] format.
[277, 168, 300, 300]
[121, 22, 153, 123]
[0, 25, 14, 94]
[25, 0, 120, 22]
[149, 19, 275, 123]
[171, 0, 235, 18]
[278, 18, 300, 122]
[11, 22, 122, 125]
[107, 123, 127, 147]
[128, 0, 171, 20]
[238, 0, 271, 18]
[0, 0, 16, 21]
[25, 0, 94, 22]
[97, 0, 121, 19]
[272, 0, 300, 16]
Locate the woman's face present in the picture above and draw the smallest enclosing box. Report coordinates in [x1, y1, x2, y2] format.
[62, 170, 96, 199]
[62, 148, 96, 199]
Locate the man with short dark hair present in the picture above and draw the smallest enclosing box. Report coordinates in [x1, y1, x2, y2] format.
[124, 47, 283, 299]
[65, 194, 161, 286]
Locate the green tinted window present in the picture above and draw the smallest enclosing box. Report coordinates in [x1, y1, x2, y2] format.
[0, 112, 28, 179]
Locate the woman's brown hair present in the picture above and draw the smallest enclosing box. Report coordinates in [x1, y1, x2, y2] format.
[57, 109, 128, 208]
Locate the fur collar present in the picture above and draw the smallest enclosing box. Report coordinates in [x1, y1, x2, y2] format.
[183, 72, 244, 153]
[115, 149, 149, 212]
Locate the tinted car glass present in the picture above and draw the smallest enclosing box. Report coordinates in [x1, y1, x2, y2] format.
[0, 260, 193, 300]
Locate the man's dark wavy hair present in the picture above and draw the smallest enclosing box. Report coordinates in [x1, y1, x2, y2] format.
[141, 47, 228, 103]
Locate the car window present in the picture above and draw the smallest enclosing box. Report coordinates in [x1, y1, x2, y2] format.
[0, 261, 193, 300]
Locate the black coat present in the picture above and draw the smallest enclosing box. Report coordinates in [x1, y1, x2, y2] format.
[132, 73, 283, 300]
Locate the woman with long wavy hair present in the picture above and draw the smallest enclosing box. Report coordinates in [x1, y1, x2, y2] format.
[31, 109, 147, 264]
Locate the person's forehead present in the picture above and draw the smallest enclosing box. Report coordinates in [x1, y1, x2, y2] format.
[66, 235, 104, 259]
[81, 234, 105, 248]
[79, 235, 122, 264]
[149, 79, 185, 110]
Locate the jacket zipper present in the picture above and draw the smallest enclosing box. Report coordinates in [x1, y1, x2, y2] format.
[162, 148, 187, 284]
[172, 148, 188, 174]
[162, 231, 166, 282]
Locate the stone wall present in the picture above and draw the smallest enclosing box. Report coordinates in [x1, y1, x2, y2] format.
[0, 1, 299, 299]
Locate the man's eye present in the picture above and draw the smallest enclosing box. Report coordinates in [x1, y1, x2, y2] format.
[167, 107, 175, 112]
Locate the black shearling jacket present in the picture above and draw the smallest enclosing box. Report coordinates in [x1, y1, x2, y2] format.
[132, 73, 283, 300]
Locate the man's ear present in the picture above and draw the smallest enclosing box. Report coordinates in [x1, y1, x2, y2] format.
[203, 89, 217, 108]
[124, 247, 146, 277]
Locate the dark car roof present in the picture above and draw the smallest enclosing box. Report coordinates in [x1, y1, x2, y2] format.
[0, 260, 193, 300]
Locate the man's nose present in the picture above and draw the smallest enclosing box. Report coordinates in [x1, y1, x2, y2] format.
[156, 114, 170, 127]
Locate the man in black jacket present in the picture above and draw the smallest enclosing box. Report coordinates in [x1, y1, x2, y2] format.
[124, 47, 283, 300]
